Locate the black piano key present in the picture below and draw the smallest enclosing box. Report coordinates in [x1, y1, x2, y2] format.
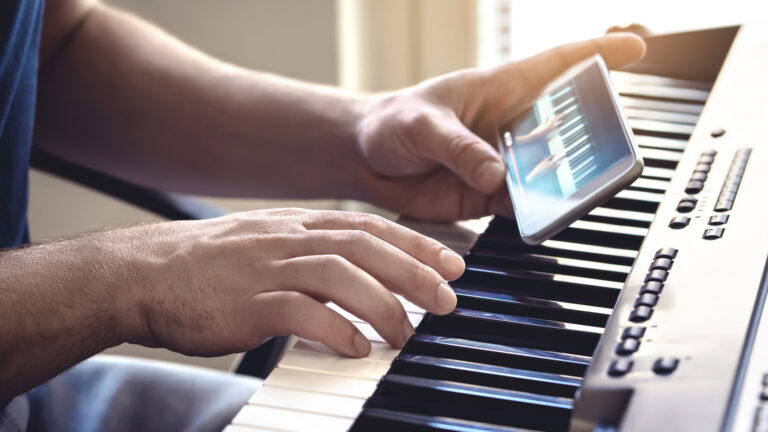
[405, 334, 591, 377]
[550, 224, 645, 251]
[452, 266, 620, 308]
[602, 195, 660, 214]
[465, 249, 628, 282]
[352, 408, 525, 432]
[366, 375, 573, 431]
[617, 82, 709, 103]
[390, 354, 581, 398]
[453, 287, 611, 327]
[474, 238, 636, 267]
[618, 95, 704, 115]
[418, 309, 602, 356]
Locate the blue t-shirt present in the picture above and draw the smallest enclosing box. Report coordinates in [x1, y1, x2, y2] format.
[0, 0, 44, 248]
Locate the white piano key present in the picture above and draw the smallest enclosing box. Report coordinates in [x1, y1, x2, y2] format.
[248, 386, 364, 418]
[623, 107, 700, 125]
[352, 321, 386, 343]
[327, 302, 423, 328]
[278, 347, 390, 380]
[634, 135, 688, 151]
[618, 95, 704, 115]
[630, 177, 671, 192]
[617, 82, 709, 103]
[638, 147, 684, 163]
[611, 70, 712, 91]
[615, 189, 664, 203]
[628, 118, 696, 136]
[541, 239, 637, 260]
[232, 405, 352, 432]
[264, 368, 376, 399]
[641, 166, 677, 180]
[570, 219, 649, 238]
[393, 294, 426, 314]
[224, 425, 282, 432]
[589, 206, 655, 223]
[292, 338, 399, 363]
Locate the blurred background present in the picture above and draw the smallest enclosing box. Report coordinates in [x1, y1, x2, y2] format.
[29, 0, 757, 371]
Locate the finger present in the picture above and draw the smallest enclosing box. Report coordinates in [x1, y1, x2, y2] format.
[488, 187, 515, 218]
[256, 291, 370, 357]
[496, 33, 646, 90]
[276, 255, 415, 349]
[302, 211, 465, 281]
[406, 113, 505, 194]
[290, 229, 456, 314]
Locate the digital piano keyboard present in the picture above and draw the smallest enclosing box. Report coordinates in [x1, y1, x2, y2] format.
[226, 25, 768, 432]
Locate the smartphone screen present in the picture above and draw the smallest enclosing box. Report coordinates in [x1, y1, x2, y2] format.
[499, 57, 639, 242]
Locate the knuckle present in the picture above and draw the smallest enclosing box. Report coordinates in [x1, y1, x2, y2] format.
[448, 135, 486, 166]
[316, 254, 352, 283]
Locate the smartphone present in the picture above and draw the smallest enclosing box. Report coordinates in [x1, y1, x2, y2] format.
[497, 54, 643, 245]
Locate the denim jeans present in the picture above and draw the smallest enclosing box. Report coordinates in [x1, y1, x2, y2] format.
[1, 355, 262, 432]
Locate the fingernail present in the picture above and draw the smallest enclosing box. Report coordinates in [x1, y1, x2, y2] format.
[354, 332, 370, 356]
[436, 283, 457, 313]
[475, 160, 505, 190]
[439, 249, 465, 277]
[402, 318, 415, 344]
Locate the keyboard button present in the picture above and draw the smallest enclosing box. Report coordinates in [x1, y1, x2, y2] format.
[640, 281, 664, 295]
[714, 200, 733, 212]
[654, 248, 678, 260]
[649, 258, 673, 271]
[645, 269, 668, 283]
[684, 181, 703, 194]
[608, 359, 633, 377]
[652, 357, 679, 375]
[677, 197, 697, 213]
[616, 338, 640, 355]
[635, 293, 659, 308]
[690, 171, 707, 182]
[669, 216, 690, 229]
[710, 129, 725, 138]
[703, 227, 724, 240]
[698, 154, 715, 164]
[708, 214, 728, 226]
[629, 306, 653, 323]
[621, 326, 646, 340]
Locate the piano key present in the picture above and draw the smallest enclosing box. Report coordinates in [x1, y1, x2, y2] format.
[390, 354, 582, 398]
[406, 334, 591, 376]
[394, 294, 426, 314]
[452, 287, 612, 327]
[629, 118, 696, 138]
[326, 302, 423, 328]
[617, 83, 709, 103]
[475, 237, 636, 267]
[629, 177, 671, 193]
[418, 308, 602, 356]
[264, 368, 377, 399]
[465, 249, 629, 282]
[292, 338, 399, 364]
[248, 386, 364, 418]
[640, 166, 677, 180]
[224, 425, 281, 432]
[352, 408, 525, 432]
[611, 70, 713, 91]
[635, 135, 688, 152]
[366, 374, 573, 430]
[232, 405, 353, 432]
[277, 348, 390, 380]
[623, 107, 700, 125]
[603, 193, 661, 213]
[551, 221, 647, 251]
[618, 95, 704, 115]
[352, 322, 386, 344]
[638, 148, 683, 169]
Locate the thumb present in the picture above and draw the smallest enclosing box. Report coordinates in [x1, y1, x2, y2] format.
[416, 116, 506, 194]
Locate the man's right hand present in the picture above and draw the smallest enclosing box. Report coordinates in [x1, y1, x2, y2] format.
[117, 208, 465, 358]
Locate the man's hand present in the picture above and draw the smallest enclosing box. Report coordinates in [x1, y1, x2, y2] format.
[120, 209, 464, 358]
[356, 33, 645, 221]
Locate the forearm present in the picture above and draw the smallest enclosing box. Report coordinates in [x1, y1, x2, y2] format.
[35, 4, 370, 199]
[0, 233, 139, 403]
